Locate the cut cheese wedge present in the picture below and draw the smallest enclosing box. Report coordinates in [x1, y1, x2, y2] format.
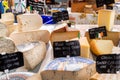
[50, 31, 79, 44]
[98, 9, 115, 31]
[17, 13, 43, 32]
[0, 37, 16, 53]
[9, 30, 50, 45]
[0, 22, 8, 37]
[17, 41, 46, 70]
[90, 40, 114, 56]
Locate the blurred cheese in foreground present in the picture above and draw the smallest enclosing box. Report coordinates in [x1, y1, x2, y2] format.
[17, 41, 46, 70]
[90, 40, 114, 56]
[98, 9, 115, 31]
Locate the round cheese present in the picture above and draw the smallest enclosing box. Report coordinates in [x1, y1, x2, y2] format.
[0, 22, 8, 37]
[0, 37, 16, 53]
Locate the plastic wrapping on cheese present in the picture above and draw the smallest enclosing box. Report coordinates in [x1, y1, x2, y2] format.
[17, 41, 46, 70]
[43, 57, 94, 71]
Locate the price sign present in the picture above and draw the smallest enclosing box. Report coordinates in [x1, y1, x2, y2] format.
[62, 10, 69, 20]
[0, 52, 24, 71]
[53, 40, 80, 58]
[96, 0, 115, 8]
[96, 54, 120, 73]
[88, 26, 107, 39]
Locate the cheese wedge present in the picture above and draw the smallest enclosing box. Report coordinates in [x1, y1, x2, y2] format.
[50, 31, 79, 44]
[90, 40, 114, 56]
[0, 13, 14, 25]
[0, 22, 8, 37]
[0, 37, 16, 53]
[98, 10, 115, 31]
[26, 74, 42, 80]
[17, 41, 46, 69]
[17, 13, 43, 32]
[41, 57, 96, 80]
[9, 30, 50, 45]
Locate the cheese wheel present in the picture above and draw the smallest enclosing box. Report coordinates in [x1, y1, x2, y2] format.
[0, 13, 14, 25]
[41, 57, 96, 80]
[0, 22, 8, 37]
[0, 37, 16, 53]
[90, 40, 114, 56]
[17, 13, 43, 32]
[26, 74, 42, 80]
[17, 41, 46, 69]
[9, 30, 50, 45]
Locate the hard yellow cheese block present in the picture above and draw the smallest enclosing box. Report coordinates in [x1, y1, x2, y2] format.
[90, 40, 114, 56]
[98, 9, 115, 31]
[26, 74, 42, 80]
[79, 37, 90, 58]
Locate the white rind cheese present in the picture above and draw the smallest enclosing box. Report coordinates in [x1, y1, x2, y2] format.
[0, 37, 16, 53]
[0, 22, 8, 37]
[17, 14, 43, 32]
[9, 30, 50, 45]
[17, 41, 46, 70]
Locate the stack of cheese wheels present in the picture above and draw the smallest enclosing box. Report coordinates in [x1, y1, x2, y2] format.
[17, 13, 43, 32]
[9, 30, 50, 45]
[17, 41, 46, 70]
[0, 37, 16, 53]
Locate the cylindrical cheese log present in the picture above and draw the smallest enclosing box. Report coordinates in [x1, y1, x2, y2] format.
[26, 74, 42, 80]
[0, 37, 16, 53]
[0, 22, 8, 37]
[9, 30, 50, 45]
[17, 41, 46, 70]
[17, 13, 43, 32]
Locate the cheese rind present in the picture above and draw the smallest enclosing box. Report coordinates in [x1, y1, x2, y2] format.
[90, 40, 114, 55]
[17, 41, 46, 69]
[17, 14, 43, 32]
[0, 22, 8, 37]
[9, 30, 50, 45]
[26, 74, 42, 80]
[0, 37, 16, 53]
[98, 10, 115, 31]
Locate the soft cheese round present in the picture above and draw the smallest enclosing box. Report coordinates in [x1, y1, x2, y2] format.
[0, 22, 8, 37]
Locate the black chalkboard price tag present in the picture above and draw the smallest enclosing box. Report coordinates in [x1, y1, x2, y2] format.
[62, 10, 69, 21]
[52, 12, 63, 23]
[96, 54, 120, 74]
[0, 52, 24, 71]
[88, 26, 107, 39]
[0, 12, 1, 19]
[53, 40, 80, 58]
[96, 0, 115, 8]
